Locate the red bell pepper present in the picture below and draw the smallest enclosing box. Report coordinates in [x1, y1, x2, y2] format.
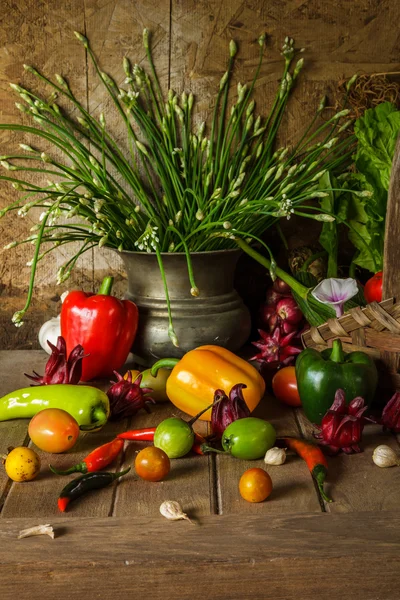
[61, 276, 138, 381]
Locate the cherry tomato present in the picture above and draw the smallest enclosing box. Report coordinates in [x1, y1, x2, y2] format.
[154, 417, 194, 458]
[135, 446, 170, 482]
[364, 271, 383, 304]
[28, 408, 80, 453]
[239, 468, 273, 503]
[124, 368, 171, 402]
[272, 366, 301, 407]
[222, 418, 276, 459]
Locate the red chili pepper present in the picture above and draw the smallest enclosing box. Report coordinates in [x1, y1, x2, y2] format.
[278, 437, 332, 503]
[61, 276, 139, 381]
[49, 438, 124, 475]
[117, 427, 206, 454]
[117, 427, 157, 441]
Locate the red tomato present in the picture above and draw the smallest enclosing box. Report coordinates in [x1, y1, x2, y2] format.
[28, 408, 80, 453]
[239, 468, 273, 503]
[135, 446, 170, 482]
[272, 366, 301, 407]
[364, 271, 383, 303]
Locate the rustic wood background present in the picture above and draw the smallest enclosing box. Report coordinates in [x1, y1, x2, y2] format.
[1, 0, 399, 349]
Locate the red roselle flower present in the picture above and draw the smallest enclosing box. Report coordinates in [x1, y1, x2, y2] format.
[381, 392, 400, 433]
[251, 326, 302, 366]
[314, 389, 369, 454]
[25, 336, 85, 385]
[211, 383, 250, 439]
[107, 371, 155, 420]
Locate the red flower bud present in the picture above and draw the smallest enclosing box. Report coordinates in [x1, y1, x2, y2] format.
[381, 392, 400, 433]
[314, 389, 369, 454]
[211, 383, 250, 439]
[251, 326, 302, 366]
[107, 371, 155, 420]
[25, 336, 85, 385]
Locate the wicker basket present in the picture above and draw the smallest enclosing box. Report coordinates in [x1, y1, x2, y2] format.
[302, 299, 400, 389]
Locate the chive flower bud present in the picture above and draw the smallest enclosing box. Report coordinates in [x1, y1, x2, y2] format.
[346, 73, 358, 91]
[219, 71, 229, 90]
[4, 241, 18, 249]
[135, 141, 149, 156]
[229, 39, 238, 57]
[143, 28, 149, 49]
[188, 92, 194, 111]
[123, 57, 131, 77]
[74, 31, 89, 48]
[196, 209, 204, 221]
[19, 144, 35, 152]
[55, 74, 69, 89]
[313, 214, 336, 222]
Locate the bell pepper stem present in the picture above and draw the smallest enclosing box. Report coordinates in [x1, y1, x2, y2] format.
[150, 358, 180, 377]
[235, 238, 309, 299]
[98, 276, 114, 296]
[330, 339, 344, 363]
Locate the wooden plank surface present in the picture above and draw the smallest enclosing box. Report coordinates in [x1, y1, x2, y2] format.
[0, 512, 400, 600]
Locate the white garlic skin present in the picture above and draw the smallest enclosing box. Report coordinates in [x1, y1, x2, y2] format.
[264, 447, 286, 466]
[159, 500, 191, 522]
[372, 445, 399, 468]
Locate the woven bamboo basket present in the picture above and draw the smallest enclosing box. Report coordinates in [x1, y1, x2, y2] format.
[302, 135, 400, 391]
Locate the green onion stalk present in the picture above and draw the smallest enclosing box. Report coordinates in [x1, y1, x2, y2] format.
[0, 30, 358, 342]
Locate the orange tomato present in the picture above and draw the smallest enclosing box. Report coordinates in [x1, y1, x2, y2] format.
[239, 468, 273, 503]
[28, 408, 80, 453]
[272, 366, 301, 407]
[134, 446, 170, 482]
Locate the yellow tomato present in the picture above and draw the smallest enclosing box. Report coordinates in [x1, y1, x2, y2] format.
[4, 447, 41, 482]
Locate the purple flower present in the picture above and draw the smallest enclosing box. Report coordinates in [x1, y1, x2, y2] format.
[311, 278, 358, 317]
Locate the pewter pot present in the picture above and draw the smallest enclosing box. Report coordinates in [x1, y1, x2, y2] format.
[119, 249, 251, 362]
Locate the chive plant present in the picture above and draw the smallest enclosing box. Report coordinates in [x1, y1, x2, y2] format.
[0, 30, 357, 344]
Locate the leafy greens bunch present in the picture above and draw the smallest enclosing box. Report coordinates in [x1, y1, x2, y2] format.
[0, 29, 356, 343]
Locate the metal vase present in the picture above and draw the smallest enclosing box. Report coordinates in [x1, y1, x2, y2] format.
[119, 249, 251, 361]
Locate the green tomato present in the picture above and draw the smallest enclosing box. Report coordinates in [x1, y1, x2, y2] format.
[154, 417, 194, 458]
[222, 418, 276, 460]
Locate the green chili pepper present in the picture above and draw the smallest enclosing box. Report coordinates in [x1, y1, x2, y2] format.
[295, 339, 378, 425]
[57, 468, 131, 512]
[0, 384, 109, 430]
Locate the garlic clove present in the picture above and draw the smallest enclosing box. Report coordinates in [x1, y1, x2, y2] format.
[160, 500, 193, 524]
[18, 524, 55, 539]
[264, 447, 286, 466]
[372, 445, 400, 468]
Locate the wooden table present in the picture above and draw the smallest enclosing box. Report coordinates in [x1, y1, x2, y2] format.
[1, 351, 399, 599]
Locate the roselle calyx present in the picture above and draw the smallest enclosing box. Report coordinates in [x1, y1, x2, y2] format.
[313, 389, 370, 454]
[251, 326, 302, 366]
[107, 370, 155, 420]
[211, 383, 250, 439]
[381, 392, 400, 433]
[25, 335, 85, 385]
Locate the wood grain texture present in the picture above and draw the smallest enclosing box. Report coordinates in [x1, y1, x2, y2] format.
[0, 512, 400, 600]
[1, 0, 400, 348]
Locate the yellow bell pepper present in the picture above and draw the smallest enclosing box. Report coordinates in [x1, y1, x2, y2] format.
[150, 345, 265, 420]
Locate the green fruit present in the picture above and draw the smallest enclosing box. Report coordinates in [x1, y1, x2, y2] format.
[222, 418, 276, 460]
[154, 417, 194, 458]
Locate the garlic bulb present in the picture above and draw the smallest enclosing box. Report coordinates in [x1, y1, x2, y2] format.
[372, 445, 400, 468]
[159, 500, 192, 523]
[264, 447, 286, 466]
[38, 291, 69, 354]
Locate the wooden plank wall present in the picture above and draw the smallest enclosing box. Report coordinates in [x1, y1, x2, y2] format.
[1, 0, 399, 349]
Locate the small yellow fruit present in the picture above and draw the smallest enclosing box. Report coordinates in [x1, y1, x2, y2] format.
[4, 447, 41, 482]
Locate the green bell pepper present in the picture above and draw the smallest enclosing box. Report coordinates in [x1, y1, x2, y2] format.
[296, 339, 378, 425]
[0, 385, 109, 430]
